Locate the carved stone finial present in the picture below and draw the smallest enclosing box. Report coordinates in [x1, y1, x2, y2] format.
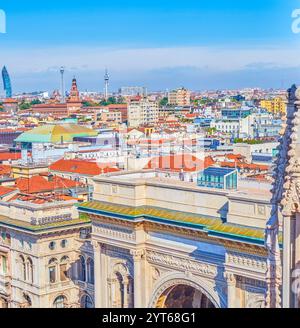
[288, 84, 297, 102]
[296, 87, 300, 101]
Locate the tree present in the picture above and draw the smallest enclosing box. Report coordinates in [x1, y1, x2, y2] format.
[19, 101, 31, 110]
[159, 97, 168, 107]
[30, 99, 42, 105]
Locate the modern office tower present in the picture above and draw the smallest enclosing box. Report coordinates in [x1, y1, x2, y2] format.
[168, 87, 191, 106]
[104, 69, 109, 101]
[2, 66, 12, 98]
[60, 66, 65, 103]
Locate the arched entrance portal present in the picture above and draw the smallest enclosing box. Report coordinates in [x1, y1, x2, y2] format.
[156, 284, 216, 308]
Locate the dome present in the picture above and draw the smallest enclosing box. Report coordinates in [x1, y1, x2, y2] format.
[15, 123, 98, 143]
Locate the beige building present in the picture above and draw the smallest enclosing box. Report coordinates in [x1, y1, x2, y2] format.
[128, 98, 159, 127]
[0, 195, 94, 308]
[78, 170, 273, 308]
[168, 87, 191, 106]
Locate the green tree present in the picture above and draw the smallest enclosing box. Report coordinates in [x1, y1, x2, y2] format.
[159, 97, 168, 107]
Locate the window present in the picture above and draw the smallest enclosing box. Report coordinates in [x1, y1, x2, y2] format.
[53, 295, 67, 309]
[87, 258, 94, 284]
[61, 240, 68, 248]
[0, 255, 7, 275]
[20, 255, 26, 280]
[78, 256, 86, 282]
[26, 257, 34, 283]
[60, 256, 69, 281]
[81, 295, 93, 308]
[48, 258, 57, 284]
[49, 242, 56, 250]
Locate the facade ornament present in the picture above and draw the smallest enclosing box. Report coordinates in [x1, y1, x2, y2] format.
[130, 249, 145, 261]
[265, 84, 300, 308]
[223, 272, 236, 286]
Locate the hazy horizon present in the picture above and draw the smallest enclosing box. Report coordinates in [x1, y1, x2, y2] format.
[1, 0, 300, 93]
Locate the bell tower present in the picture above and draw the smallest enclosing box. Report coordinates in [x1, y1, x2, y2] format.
[69, 77, 80, 102]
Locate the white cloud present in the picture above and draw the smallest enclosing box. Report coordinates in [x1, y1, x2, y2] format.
[1, 45, 300, 75]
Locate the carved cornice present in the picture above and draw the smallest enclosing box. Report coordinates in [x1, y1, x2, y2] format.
[89, 213, 266, 256]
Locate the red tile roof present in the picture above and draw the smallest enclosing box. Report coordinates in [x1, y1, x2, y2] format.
[0, 152, 21, 161]
[50, 159, 120, 176]
[226, 153, 245, 161]
[0, 165, 11, 176]
[15, 175, 82, 194]
[107, 104, 127, 109]
[219, 161, 269, 171]
[0, 186, 16, 197]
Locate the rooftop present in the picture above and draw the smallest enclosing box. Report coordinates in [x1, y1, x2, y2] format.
[78, 200, 281, 246]
[15, 123, 98, 143]
[50, 159, 120, 176]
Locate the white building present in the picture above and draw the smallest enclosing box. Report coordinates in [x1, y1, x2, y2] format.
[128, 98, 159, 127]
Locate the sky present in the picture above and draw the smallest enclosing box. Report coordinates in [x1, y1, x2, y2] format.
[0, 0, 300, 93]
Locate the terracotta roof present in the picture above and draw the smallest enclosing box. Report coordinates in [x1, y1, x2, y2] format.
[15, 175, 82, 194]
[50, 159, 120, 176]
[219, 161, 269, 171]
[0, 152, 21, 161]
[0, 165, 11, 176]
[226, 153, 245, 161]
[0, 185, 16, 197]
[3, 98, 18, 104]
[107, 104, 127, 109]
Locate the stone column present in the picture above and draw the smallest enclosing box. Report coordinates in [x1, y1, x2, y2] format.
[130, 249, 145, 308]
[92, 241, 102, 308]
[101, 245, 109, 307]
[283, 216, 292, 308]
[294, 212, 300, 307]
[123, 279, 129, 308]
[224, 272, 236, 308]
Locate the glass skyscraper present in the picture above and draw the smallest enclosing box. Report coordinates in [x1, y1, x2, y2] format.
[2, 66, 12, 98]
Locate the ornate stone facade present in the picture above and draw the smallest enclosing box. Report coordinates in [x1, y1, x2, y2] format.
[268, 84, 300, 308]
[85, 208, 267, 308]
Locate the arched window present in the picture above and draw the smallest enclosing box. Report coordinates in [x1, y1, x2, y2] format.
[81, 294, 93, 308]
[60, 256, 69, 282]
[19, 255, 26, 281]
[87, 258, 94, 284]
[48, 258, 57, 284]
[53, 295, 67, 308]
[78, 256, 86, 282]
[26, 257, 34, 283]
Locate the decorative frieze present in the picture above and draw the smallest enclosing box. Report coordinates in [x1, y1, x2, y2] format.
[146, 250, 217, 277]
[226, 252, 266, 271]
[93, 222, 136, 241]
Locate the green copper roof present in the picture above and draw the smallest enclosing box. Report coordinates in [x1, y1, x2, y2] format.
[77, 201, 281, 246]
[15, 124, 98, 143]
[0, 213, 91, 233]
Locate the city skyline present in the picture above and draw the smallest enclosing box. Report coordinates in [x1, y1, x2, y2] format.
[0, 1, 300, 92]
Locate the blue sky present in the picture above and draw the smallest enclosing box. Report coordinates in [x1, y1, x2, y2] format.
[0, 0, 300, 92]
